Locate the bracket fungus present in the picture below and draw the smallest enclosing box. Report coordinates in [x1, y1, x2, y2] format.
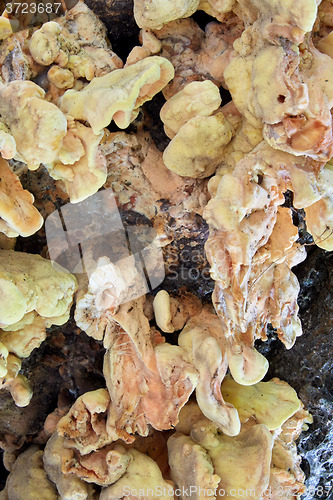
[0, 251, 77, 406]
[160, 81, 233, 178]
[99, 449, 173, 500]
[160, 80, 222, 139]
[0, 80, 67, 170]
[57, 389, 113, 455]
[47, 66, 75, 90]
[59, 56, 175, 134]
[29, 22, 61, 66]
[46, 122, 107, 204]
[153, 290, 174, 333]
[0, 251, 77, 329]
[0, 0, 328, 497]
[134, 0, 200, 29]
[203, 142, 314, 384]
[196, 423, 274, 499]
[0, 158, 43, 238]
[221, 375, 301, 430]
[43, 432, 97, 499]
[168, 433, 220, 500]
[75, 260, 198, 441]
[0, 16, 18, 42]
[153, 291, 202, 334]
[178, 307, 241, 436]
[1, 446, 58, 500]
[163, 111, 233, 178]
[50, 392, 128, 486]
[224, 4, 333, 161]
[0, 353, 32, 407]
[102, 299, 199, 439]
[168, 382, 310, 500]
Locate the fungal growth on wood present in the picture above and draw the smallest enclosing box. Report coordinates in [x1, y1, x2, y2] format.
[0, 0, 332, 498]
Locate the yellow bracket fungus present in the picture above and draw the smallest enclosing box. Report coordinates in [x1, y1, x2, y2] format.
[221, 375, 301, 430]
[60, 56, 175, 135]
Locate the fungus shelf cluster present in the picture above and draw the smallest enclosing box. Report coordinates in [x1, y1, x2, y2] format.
[0, 1, 332, 499]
